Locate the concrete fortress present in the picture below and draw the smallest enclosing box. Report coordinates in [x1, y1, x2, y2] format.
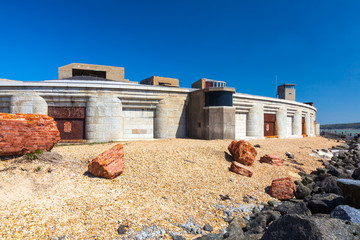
[0, 63, 318, 142]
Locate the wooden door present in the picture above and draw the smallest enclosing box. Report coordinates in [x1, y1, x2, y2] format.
[264, 114, 276, 136]
[48, 107, 86, 140]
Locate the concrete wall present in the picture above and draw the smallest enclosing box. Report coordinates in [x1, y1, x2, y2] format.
[204, 107, 235, 139]
[154, 96, 187, 138]
[233, 93, 316, 140]
[235, 113, 247, 139]
[86, 93, 123, 142]
[123, 109, 154, 139]
[0, 79, 317, 142]
[59, 63, 126, 82]
[10, 92, 48, 115]
[141, 76, 179, 87]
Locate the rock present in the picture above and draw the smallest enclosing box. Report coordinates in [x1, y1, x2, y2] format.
[246, 214, 268, 230]
[337, 178, 360, 208]
[171, 235, 186, 240]
[269, 177, 296, 200]
[254, 144, 261, 148]
[88, 144, 125, 179]
[331, 205, 360, 224]
[317, 176, 342, 195]
[226, 216, 245, 239]
[220, 194, 231, 201]
[259, 155, 284, 166]
[243, 234, 263, 240]
[285, 152, 294, 159]
[194, 233, 223, 240]
[316, 168, 327, 174]
[268, 200, 281, 208]
[294, 181, 312, 199]
[339, 143, 350, 149]
[352, 167, 360, 180]
[203, 224, 213, 232]
[246, 226, 264, 235]
[117, 224, 129, 235]
[307, 193, 345, 214]
[274, 201, 311, 216]
[0, 113, 60, 156]
[228, 140, 257, 166]
[246, 210, 281, 232]
[230, 161, 253, 177]
[261, 214, 360, 240]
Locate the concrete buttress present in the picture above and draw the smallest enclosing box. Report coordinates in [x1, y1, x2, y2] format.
[246, 103, 264, 138]
[86, 94, 123, 142]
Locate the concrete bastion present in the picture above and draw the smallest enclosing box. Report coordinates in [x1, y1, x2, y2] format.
[0, 79, 317, 142]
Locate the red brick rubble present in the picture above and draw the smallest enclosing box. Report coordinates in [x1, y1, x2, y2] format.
[260, 154, 284, 166]
[0, 113, 60, 156]
[88, 144, 125, 179]
[269, 177, 296, 200]
[230, 161, 253, 177]
[228, 140, 257, 166]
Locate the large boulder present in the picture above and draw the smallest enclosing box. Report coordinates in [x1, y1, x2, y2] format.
[0, 113, 60, 156]
[331, 205, 360, 224]
[294, 181, 312, 199]
[88, 144, 125, 179]
[228, 140, 257, 166]
[337, 178, 360, 208]
[306, 193, 345, 214]
[230, 161, 253, 177]
[261, 214, 360, 240]
[269, 177, 296, 200]
[353, 168, 360, 180]
[259, 154, 284, 166]
[317, 176, 343, 195]
[274, 201, 311, 216]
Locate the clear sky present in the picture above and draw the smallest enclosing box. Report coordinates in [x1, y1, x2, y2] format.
[0, 0, 359, 124]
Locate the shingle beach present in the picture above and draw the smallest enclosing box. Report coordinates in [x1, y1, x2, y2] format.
[0, 137, 338, 239]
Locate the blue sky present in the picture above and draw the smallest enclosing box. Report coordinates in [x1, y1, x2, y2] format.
[0, 0, 359, 124]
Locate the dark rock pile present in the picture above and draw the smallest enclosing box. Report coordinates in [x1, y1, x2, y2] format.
[188, 140, 360, 240]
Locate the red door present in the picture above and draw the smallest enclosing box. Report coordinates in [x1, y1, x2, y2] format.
[264, 114, 276, 136]
[48, 107, 86, 140]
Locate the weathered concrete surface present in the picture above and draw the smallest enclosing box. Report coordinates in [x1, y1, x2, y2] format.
[204, 106, 235, 140]
[276, 107, 287, 138]
[246, 103, 264, 138]
[86, 93, 123, 142]
[88, 144, 125, 179]
[0, 113, 60, 156]
[10, 92, 48, 115]
[155, 96, 186, 139]
[59, 63, 126, 82]
[0, 78, 317, 142]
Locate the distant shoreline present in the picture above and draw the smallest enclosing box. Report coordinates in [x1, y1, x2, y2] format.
[321, 122, 360, 130]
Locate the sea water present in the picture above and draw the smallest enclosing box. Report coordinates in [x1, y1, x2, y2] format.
[321, 129, 360, 137]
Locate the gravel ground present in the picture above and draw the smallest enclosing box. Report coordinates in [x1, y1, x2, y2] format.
[0, 137, 338, 239]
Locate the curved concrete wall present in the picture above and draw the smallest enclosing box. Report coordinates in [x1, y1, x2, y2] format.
[0, 80, 317, 141]
[10, 92, 48, 115]
[234, 92, 317, 139]
[86, 93, 123, 142]
[154, 96, 187, 139]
